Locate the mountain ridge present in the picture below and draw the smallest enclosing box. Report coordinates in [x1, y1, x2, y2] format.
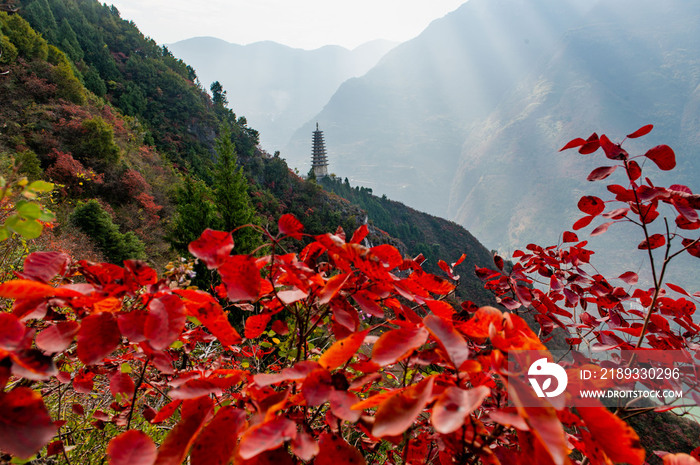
[168, 36, 397, 152]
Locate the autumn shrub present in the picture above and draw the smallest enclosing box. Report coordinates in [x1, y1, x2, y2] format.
[0, 126, 698, 465]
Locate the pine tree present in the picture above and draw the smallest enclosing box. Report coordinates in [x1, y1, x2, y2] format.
[212, 124, 260, 254]
[169, 175, 219, 254]
[70, 199, 145, 263]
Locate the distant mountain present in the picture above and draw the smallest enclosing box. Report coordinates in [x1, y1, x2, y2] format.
[168, 37, 396, 152]
[287, 0, 700, 282]
[285, 0, 594, 216]
[448, 0, 700, 253]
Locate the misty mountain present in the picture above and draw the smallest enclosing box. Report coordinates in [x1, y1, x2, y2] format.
[285, 0, 594, 215]
[168, 37, 396, 151]
[286, 0, 700, 282]
[448, 0, 700, 254]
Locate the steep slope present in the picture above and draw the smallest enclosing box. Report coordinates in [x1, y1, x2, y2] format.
[168, 37, 396, 151]
[6, 0, 500, 307]
[285, 0, 593, 216]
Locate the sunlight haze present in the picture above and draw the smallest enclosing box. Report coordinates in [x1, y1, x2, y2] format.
[106, 0, 468, 49]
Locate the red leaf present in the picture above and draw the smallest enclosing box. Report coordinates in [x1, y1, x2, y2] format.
[350, 224, 369, 244]
[578, 195, 605, 216]
[0, 280, 81, 300]
[187, 298, 242, 346]
[155, 396, 213, 465]
[19, 251, 69, 283]
[587, 165, 617, 181]
[645, 145, 676, 171]
[458, 306, 503, 339]
[219, 255, 263, 302]
[46, 440, 63, 457]
[618, 271, 639, 285]
[169, 379, 222, 400]
[151, 399, 182, 424]
[573, 215, 595, 230]
[318, 272, 350, 305]
[0, 313, 24, 350]
[562, 231, 578, 243]
[411, 271, 455, 295]
[124, 260, 158, 286]
[577, 405, 645, 465]
[602, 207, 630, 220]
[329, 390, 361, 422]
[431, 385, 490, 434]
[35, 321, 79, 353]
[423, 314, 470, 369]
[190, 406, 246, 465]
[627, 124, 653, 139]
[638, 234, 666, 250]
[590, 222, 613, 236]
[77, 312, 121, 365]
[238, 416, 296, 460]
[369, 244, 404, 269]
[254, 361, 320, 387]
[145, 295, 186, 351]
[425, 299, 455, 318]
[188, 229, 233, 269]
[245, 314, 271, 339]
[627, 160, 642, 181]
[117, 311, 147, 343]
[271, 319, 288, 335]
[599, 134, 628, 160]
[291, 430, 319, 462]
[107, 430, 157, 465]
[278, 213, 304, 240]
[73, 370, 95, 393]
[372, 377, 434, 437]
[372, 326, 429, 366]
[352, 291, 384, 317]
[302, 368, 334, 406]
[315, 433, 366, 465]
[0, 388, 57, 459]
[683, 238, 700, 258]
[318, 329, 368, 370]
[666, 282, 689, 296]
[662, 453, 700, 465]
[579, 133, 600, 154]
[11, 349, 56, 380]
[493, 254, 504, 270]
[559, 137, 586, 151]
[110, 372, 135, 399]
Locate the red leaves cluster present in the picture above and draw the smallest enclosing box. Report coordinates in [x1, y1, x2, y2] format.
[561, 125, 698, 263]
[2, 121, 696, 464]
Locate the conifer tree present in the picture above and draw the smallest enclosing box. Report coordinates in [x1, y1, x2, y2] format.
[169, 175, 219, 254]
[212, 124, 260, 253]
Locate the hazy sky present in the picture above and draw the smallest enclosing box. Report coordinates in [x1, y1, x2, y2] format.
[106, 0, 468, 50]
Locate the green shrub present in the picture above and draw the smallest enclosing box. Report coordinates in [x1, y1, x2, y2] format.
[70, 199, 145, 263]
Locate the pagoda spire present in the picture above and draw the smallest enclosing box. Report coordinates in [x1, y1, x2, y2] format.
[311, 122, 329, 178]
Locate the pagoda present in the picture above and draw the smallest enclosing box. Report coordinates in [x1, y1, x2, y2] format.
[310, 123, 329, 178]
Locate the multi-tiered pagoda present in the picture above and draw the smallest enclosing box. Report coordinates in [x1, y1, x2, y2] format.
[311, 123, 329, 178]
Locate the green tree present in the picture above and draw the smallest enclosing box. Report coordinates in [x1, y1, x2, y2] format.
[70, 199, 145, 264]
[210, 80, 227, 107]
[0, 11, 47, 60]
[83, 65, 106, 97]
[212, 124, 260, 253]
[169, 175, 219, 254]
[73, 116, 120, 166]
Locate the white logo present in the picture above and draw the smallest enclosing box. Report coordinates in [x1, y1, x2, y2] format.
[528, 358, 568, 398]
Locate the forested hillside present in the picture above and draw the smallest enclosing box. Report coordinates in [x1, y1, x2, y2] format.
[2, 0, 497, 302]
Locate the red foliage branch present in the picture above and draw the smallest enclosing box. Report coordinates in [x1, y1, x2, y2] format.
[0, 128, 697, 464]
